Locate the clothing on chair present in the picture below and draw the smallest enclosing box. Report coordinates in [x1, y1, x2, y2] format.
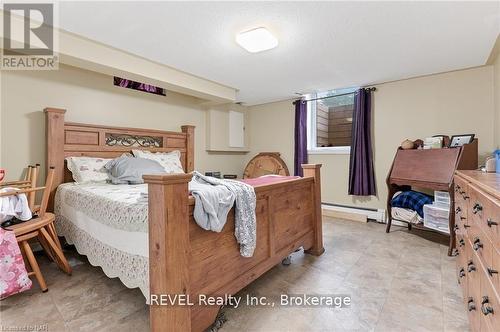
[0, 228, 32, 299]
[0, 188, 32, 222]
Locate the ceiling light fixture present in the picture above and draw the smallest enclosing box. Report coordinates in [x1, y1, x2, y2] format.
[236, 27, 278, 53]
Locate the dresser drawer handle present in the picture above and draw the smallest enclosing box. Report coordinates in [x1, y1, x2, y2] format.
[487, 218, 498, 227]
[459, 239, 465, 247]
[487, 268, 499, 276]
[460, 216, 467, 220]
[473, 238, 483, 251]
[454, 225, 459, 231]
[468, 261, 476, 272]
[455, 207, 462, 214]
[481, 296, 494, 316]
[468, 297, 476, 311]
[462, 195, 470, 200]
[459, 268, 465, 278]
[473, 203, 483, 214]
[452, 249, 459, 257]
[463, 224, 470, 228]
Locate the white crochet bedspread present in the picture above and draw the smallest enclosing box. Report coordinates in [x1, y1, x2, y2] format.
[54, 178, 257, 300]
[54, 183, 150, 299]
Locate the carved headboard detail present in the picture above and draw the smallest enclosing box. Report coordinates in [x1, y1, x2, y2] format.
[105, 133, 163, 148]
[44, 107, 195, 210]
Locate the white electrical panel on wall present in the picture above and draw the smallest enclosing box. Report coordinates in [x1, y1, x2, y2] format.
[229, 111, 245, 148]
[206, 107, 248, 153]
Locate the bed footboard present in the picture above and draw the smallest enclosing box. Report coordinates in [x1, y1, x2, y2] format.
[302, 164, 325, 256]
[144, 173, 193, 331]
[144, 164, 324, 332]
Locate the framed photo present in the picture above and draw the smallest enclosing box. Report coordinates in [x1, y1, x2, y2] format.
[448, 134, 475, 148]
[432, 135, 450, 147]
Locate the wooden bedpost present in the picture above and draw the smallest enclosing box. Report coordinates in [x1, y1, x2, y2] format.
[302, 164, 325, 256]
[143, 173, 193, 332]
[44, 108, 66, 211]
[181, 125, 195, 172]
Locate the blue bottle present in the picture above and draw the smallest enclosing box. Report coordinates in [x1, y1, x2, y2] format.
[496, 150, 500, 173]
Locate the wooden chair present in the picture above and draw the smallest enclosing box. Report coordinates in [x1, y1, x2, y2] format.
[1, 166, 72, 292]
[0, 164, 39, 190]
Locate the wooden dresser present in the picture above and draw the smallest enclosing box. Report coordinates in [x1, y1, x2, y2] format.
[454, 170, 500, 331]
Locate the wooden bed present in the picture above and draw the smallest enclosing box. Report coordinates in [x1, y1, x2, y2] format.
[45, 108, 324, 332]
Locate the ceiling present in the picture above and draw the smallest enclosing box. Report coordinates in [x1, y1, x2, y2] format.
[58, 1, 500, 105]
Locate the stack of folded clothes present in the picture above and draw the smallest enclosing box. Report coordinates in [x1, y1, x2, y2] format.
[390, 190, 433, 224]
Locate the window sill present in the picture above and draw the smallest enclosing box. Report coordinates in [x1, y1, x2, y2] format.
[308, 147, 351, 155]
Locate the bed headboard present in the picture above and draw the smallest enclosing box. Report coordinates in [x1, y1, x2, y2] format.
[44, 108, 195, 209]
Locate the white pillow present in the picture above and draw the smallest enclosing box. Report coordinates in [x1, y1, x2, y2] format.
[132, 150, 185, 174]
[66, 157, 112, 183]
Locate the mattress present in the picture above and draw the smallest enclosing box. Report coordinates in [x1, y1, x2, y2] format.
[54, 183, 150, 298]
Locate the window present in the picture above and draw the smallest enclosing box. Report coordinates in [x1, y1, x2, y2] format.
[307, 87, 357, 154]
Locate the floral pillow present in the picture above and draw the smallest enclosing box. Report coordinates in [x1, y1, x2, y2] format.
[0, 228, 32, 299]
[132, 150, 185, 174]
[66, 157, 112, 183]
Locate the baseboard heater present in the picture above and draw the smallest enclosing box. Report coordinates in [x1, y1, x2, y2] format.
[321, 203, 386, 223]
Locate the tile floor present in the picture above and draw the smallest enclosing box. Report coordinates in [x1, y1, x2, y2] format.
[0, 218, 469, 332]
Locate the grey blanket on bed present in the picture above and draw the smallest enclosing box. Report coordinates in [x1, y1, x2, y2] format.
[189, 171, 257, 257]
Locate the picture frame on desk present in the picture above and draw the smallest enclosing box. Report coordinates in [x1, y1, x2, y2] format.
[449, 134, 475, 148]
[432, 135, 450, 147]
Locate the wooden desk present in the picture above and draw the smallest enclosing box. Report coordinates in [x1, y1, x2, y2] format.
[386, 141, 478, 255]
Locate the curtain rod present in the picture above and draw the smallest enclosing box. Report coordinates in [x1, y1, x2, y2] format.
[293, 87, 376, 104]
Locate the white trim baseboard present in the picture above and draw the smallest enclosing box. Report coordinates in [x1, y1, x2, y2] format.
[322, 204, 386, 223]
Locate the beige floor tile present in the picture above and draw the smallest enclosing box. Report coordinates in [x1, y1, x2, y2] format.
[1, 218, 468, 332]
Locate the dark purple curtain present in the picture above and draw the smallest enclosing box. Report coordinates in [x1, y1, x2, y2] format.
[348, 88, 376, 196]
[294, 100, 308, 176]
[114, 77, 166, 96]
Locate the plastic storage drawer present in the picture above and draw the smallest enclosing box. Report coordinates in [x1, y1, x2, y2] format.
[434, 191, 450, 207]
[423, 204, 450, 233]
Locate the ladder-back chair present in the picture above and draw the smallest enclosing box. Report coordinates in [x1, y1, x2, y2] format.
[1, 166, 72, 292]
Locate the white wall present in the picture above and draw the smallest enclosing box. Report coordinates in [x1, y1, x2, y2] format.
[1, 63, 496, 212]
[0, 65, 247, 181]
[493, 46, 500, 148]
[246, 66, 496, 210]
[246, 100, 296, 173]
